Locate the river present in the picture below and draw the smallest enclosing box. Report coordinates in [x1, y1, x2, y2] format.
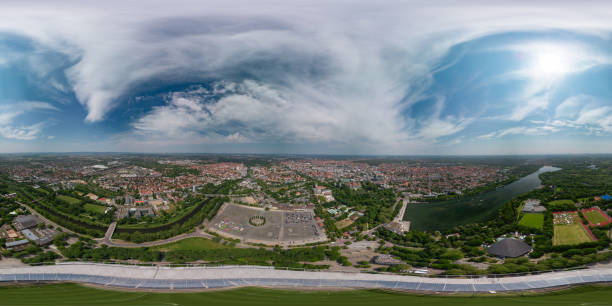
[402, 166, 561, 231]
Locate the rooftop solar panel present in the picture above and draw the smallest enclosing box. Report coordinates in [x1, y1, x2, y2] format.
[186, 280, 205, 288]
[396, 282, 419, 290]
[444, 283, 473, 292]
[378, 281, 396, 288]
[546, 278, 570, 286]
[301, 279, 320, 287]
[500, 282, 531, 291]
[563, 276, 583, 284]
[206, 279, 227, 288]
[418, 282, 445, 291]
[580, 274, 602, 283]
[526, 280, 549, 288]
[473, 283, 504, 292]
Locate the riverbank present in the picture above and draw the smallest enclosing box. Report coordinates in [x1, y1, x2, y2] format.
[403, 166, 561, 231]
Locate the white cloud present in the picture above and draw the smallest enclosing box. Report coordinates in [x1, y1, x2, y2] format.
[132, 80, 410, 147]
[0, 2, 607, 121]
[2, 1, 612, 152]
[508, 95, 549, 121]
[0, 102, 57, 141]
[0, 123, 45, 140]
[550, 95, 612, 133]
[478, 125, 560, 140]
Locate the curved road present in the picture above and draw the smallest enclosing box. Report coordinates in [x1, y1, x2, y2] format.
[99, 229, 217, 248]
[18, 197, 257, 249]
[15, 200, 78, 236]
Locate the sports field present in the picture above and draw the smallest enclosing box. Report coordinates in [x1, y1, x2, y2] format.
[1, 284, 612, 306]
[553, 224, 593, 246]
[57, 195, 82, 205]
[518, 213, 544, 229]
[583, 209, 610, 225]
[84, 203, 107, 214]
[548, 199, 574, 206]
[335, 218, 354, 230]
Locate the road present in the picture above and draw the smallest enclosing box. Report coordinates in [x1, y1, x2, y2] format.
[15, 200, 78, 236]
[393, 198, 408, 223]
[98, 229, 216, 248]
[361, 198, 407, 235]
[17, 197, 257, 249]
[102, 222, 117, 244]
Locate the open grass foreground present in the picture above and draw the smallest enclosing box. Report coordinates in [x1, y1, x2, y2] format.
[1, 284, 612, 306]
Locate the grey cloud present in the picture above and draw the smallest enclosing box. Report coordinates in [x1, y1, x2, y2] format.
[2, 1, 612, 153]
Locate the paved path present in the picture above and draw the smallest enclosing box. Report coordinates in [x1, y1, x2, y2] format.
[98, 229, 216, 248]
[1, 262, 611, 292]
[393, 198, 408, 223]
[102, 222, 117, 244]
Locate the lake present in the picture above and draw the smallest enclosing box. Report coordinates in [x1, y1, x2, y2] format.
[402, 166, 561, 231]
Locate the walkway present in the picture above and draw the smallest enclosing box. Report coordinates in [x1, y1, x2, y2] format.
[102, 222, 117, 245]
[393, 198, 408, 223]
[99, 230, 216, 248]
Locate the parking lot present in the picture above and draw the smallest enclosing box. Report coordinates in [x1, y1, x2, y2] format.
[208, 203, 326, 245]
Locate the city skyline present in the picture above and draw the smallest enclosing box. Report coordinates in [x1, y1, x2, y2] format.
[2, 1, 612, 154]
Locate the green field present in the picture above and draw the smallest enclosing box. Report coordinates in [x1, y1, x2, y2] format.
[583, 210, 609, 225]
[553, 224, 593, 246]
[1, 284, 612, 306]
[57, 195, 82, 205]
[152, 237, 230, 251]
[518, 213, 544, 229]
[84, 203, 107, 214]
[548, 199, 575, 206]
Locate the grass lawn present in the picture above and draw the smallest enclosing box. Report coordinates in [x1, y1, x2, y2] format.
[152, 237, 230, 251]
[57, 195, 82, 205]
[553, 224, 593, 246]
[1, 284, 612, 306]
[84, 203, 107, 214]
[518, 213, 544, 229]
[583, 210, 609, 225]
[548, 199, 574, 206]
[335, 218, 354, 230]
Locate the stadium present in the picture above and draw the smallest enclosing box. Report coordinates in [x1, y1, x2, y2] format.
[1, 262, 612, 293]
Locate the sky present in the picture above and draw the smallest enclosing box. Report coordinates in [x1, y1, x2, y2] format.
[1, 0, 612, 155]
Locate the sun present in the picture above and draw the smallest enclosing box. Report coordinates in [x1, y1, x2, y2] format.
[531, 51, 572, 78]
[525, 45, 576, 80]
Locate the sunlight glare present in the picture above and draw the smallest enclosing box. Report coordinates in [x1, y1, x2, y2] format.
[527, 46, 575, 80]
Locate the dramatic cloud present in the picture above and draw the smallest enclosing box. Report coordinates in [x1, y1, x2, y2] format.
[1, 1, 612, 153]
